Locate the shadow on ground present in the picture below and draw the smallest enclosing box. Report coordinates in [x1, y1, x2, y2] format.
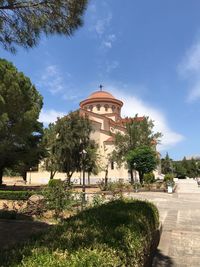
[0, 218, 50, 250]
[152, 249, 174, 267]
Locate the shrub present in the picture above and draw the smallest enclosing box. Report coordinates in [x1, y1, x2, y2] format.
[0, 199, 159, 267]
[144, 172, 155, 184]
[164, 173, 174, 183]
[98, 180, 132, 192]
[48, 179, 63, 187]
[0, 191, 33, 200]
[43, 179, 76, 218]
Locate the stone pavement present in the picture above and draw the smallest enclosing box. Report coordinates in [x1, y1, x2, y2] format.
[130, 179, 200, 267]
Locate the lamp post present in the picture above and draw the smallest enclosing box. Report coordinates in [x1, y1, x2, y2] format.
[81, 149, 87, 207]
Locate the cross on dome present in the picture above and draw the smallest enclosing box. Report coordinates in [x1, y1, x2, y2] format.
[99, 84, 103, 91]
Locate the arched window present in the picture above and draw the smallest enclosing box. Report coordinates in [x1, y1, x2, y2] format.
[97, 104, 101, 111]
[112, 105, 116, 112]
[104, 104, 109, 111]
[89, 105, 93, 111]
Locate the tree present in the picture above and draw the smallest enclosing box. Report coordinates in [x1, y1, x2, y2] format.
[161, 153, 173, 174]
[83, 141, 99, 184]
[42, 123, 60, 180]
[113, 114, 162, 183]
[173, 162, 187, 179]
[0, 0, 88, 52]
[126, 146, 158, 184]
[13, 131, 46, 182]
[48, 111, 97, 185]
[0, 59, 43, 184]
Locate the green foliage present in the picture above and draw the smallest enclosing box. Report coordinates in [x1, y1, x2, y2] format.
[172, 157, 200, 178]
[0, 200, 159, 267]
[144, 172, 155, 184]
[0, 190, 33, 200]
[164, 173, 174, 183]
[173, 162, 187, 178]
[0, 59, 43, 184]
[45, 111, 98, 185]
[48, 179, 62, 188]
[0, 0, 88, 53]
[112, 114, 161, 183]
[98, 179, 132, 192]
[43, 179, 75, 218]
[42, 124, 60, 179]
[161, 153, 173, 174]
[91, 194, 106, 207]
[127, 146, 158, 184]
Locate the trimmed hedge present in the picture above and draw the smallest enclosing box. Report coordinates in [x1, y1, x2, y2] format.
[0, 199, 159, 267]
[0, 191, 33, 200]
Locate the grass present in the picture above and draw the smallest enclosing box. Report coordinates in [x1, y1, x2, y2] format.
[0, 199, 159, 267]
[0, 190, 34, 200]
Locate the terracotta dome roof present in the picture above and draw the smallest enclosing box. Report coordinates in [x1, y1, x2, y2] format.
[88, 91, 115, 100]
[79, 89, 123, 108]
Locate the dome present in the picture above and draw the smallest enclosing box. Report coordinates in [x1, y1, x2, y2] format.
[88, 91, 115, 100]
[80, 89, 123, 108]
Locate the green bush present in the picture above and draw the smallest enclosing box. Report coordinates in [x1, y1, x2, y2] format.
[99, 180, 132, 192]
[164, 173, 174, 182]
[48, 179, 63, 187]
[0, 191, 33, 200]
[144, 172, 155, 184]
[0, 199, 159, 267]
[43, 179, 76, 218]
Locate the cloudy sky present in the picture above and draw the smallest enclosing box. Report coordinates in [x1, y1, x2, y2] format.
[2, 0, 200, 160]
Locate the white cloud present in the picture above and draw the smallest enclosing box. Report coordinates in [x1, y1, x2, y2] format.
[106, 60, 119, 73]
[178, 39, 200, 101]
[94, 13, 112, 37]
[38, 65, 68, 95]
[107, 85, 184, 151]
[39, 109, 65, 125]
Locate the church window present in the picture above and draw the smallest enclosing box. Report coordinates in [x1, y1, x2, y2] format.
[97, 104, 101, 111]
[104, 104, 109, 111]
[89, 105, 93, 111]
[112, 105, 116, 112]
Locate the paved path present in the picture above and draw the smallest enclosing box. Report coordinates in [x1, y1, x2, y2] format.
[130, 179, 200, 267]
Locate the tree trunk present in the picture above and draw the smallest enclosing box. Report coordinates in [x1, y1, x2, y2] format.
[50, 170, 56, 180]
[139, 171, 144, 184]
[66, 172, 73, 187]
[130, 169, 134, 184]
[88, 172, 90, 185]
[0, 168, 3, 185]
[105, 168, 108, 190]
[22, 171, 27, 183]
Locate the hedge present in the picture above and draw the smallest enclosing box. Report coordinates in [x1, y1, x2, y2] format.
[0, 191, 33, 200]
[0, 199, 159, 267]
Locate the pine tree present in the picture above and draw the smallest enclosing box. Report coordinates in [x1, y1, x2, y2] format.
[0, 0, 88, 52]
[0, 59, 43, 184]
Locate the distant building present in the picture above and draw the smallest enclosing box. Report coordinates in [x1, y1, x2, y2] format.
[29, 88, 160, 184]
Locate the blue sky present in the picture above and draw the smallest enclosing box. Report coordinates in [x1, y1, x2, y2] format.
[1, 0, 200, 160]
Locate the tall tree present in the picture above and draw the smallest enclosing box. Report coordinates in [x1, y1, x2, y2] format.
[161, 153, 173, 174]
[126, 146, 158, 184]
[0, 59, 43, 184]
[0, 0, 88, 52]
[113, 114, 162, 183]
[48, 111, 97, 185]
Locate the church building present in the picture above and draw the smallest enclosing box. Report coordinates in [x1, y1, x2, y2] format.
[29, 87, 159, 184]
